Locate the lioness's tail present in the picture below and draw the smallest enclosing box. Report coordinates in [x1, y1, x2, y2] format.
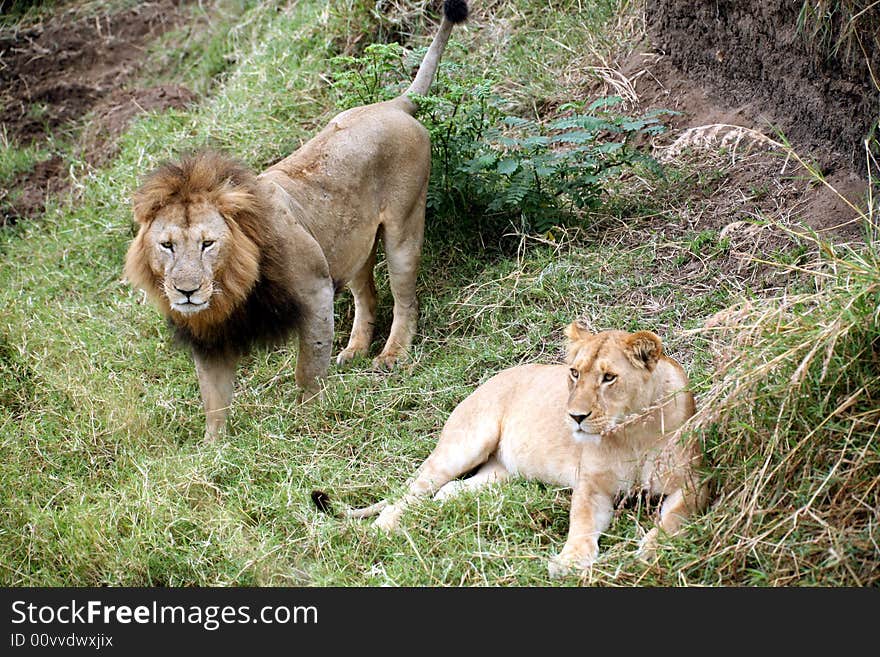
[403, 0, 469, 99]
[311, 490, 388, 519]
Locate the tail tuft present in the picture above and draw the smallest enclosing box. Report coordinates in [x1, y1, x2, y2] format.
[311, 490, 334, 515]
[443, 0, 469, 24]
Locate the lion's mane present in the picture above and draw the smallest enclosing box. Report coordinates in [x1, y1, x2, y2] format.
[124, 150, 302, 357]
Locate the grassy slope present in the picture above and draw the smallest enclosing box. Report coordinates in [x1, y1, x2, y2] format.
[0, 0, 876, 586]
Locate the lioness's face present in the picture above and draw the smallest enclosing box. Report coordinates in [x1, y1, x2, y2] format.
[564, 327, 663, 445]
[144, 203, 231, 316]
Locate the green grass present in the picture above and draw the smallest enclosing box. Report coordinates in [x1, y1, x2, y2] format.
[0, 138, 49, 190]
[0, 0, 876, 586]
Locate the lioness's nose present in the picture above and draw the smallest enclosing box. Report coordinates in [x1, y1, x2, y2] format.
[175, 286, 199, 298]
[569, 412, 591, 424]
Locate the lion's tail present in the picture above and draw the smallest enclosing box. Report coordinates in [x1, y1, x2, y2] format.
[402, 0, 469, 100]
[311, 490, 388, 519]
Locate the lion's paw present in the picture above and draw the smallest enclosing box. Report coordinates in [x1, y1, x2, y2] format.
[372, 351, 401, 370]
[202, 426, 224, 445]
[296, 386, 323, 404]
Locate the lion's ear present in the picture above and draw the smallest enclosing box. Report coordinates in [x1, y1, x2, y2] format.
[215, 186, 258, 218]
[564, 320, 591, 343]
[132, 190, 159, 226]
[132, 170, 175, 226]
[625, 331, 663, 370]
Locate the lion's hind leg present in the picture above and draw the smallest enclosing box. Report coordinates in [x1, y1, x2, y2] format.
[637, 475, 708, 562]
[336, 242, 378, 367]
[372, 189, 426, 370]
[433, 456, 511, 501]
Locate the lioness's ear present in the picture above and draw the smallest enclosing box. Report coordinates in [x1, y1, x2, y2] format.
[564, 320, 591, 343]
[564, 321, 591, 363]
[625, 331, 663, 370]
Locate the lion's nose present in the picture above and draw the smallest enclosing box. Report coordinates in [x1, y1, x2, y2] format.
[569, 412, 591, 424]
[175, 286, 199, 299]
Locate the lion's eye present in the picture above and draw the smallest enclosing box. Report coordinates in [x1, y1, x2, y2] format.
[602, 372, 617, 384]
[159, 241, 174, 251]
[202, 240, 215, 250]
[569, 368, 579, 380]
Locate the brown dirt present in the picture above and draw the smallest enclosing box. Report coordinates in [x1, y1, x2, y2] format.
[645, 0, 879, 175]
[0, 0, 198, 224]
[610, 46, 871, 244]
[1, 154, 66, 226]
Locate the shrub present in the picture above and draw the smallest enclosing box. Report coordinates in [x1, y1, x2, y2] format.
[331, 43, 670, 235]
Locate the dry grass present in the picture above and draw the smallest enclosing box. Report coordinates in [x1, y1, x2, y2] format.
[672, 144, 879, 585]
[656, 124, 786, 166]
[798, 0, 880, 87]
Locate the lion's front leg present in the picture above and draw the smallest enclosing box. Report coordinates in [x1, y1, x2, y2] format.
[295, 280, 335, 401]
[549, 477, 614, 578]
[193, 349, 239, 444]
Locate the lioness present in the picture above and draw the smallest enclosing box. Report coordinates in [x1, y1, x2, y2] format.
[320, 323, 708, 576]
[124, 2, 469, 442]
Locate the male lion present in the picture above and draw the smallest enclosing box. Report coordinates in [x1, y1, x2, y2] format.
[124, 1, 470, 442]
[316, 323, 708, 576]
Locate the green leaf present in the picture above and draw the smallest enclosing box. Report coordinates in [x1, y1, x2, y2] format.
[502, 116, 534, 129]
[595, 142, 624, 154]
[496, 158, 519, 175]
[587, 96, 624, 111]
[620, 119, 650, 131]
[549, 115, 611, 131]
[462, 153, 498, 173]
[520, 135, 549, 148]
[549, 130, 597, 145]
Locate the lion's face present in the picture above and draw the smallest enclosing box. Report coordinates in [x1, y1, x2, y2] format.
[563, 324, 664, 445]
[143, 203, 232, 315]
[124, 152, 265, 335]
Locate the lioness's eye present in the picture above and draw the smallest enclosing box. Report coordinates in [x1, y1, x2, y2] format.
[602, 372, 617, 383]
[159, 241, 173, 251]
[569, 368, 579, 380]
[202, 240, 215, 250]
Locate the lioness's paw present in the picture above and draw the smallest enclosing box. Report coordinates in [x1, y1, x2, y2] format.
[373, 506, 400, 533]
[636, 528, 660, 563]
[548, 550, 595, 578]
[336, 347, 367, 367]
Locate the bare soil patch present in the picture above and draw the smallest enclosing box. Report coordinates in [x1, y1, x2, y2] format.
[645, 0, 879, 175]
[609, 47, 871, 245]
[0, 0, 198, 224]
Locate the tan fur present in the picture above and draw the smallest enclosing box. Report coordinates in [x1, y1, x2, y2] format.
[350, 324, 708, 576]
[124, 8, 467, 442]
